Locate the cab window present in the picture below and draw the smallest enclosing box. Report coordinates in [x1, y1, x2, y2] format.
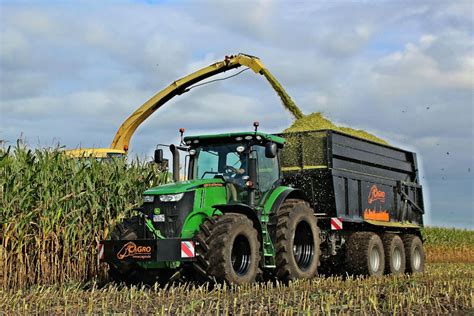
[255, 145, 279, 193]
[196, 149, 219, 179]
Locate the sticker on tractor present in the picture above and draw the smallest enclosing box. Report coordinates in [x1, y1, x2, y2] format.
[116, 241, 152, 260]
[181, 241, 195, 258]
[331, 217, 343, 230]
[153, 214, 165, 222]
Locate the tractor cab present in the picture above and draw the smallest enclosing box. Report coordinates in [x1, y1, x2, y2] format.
[184, 130, 284, 206]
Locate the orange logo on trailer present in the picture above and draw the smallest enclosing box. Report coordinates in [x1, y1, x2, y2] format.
[368, 185, 385, 204]
[117, 242, 152, 260]
[363, 210, 390, 221]
[364, 185, 390, 222]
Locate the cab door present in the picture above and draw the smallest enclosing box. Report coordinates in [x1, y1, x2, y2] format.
[254, 145, 280, 204]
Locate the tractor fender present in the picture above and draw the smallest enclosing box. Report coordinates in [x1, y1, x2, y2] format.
[267, 187, 309, 216]
[212, 203, 263, 250]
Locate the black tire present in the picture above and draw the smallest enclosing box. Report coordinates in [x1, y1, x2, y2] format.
[382, 234, 406, 275]
[204, 214, 261, 284]
[275, 199, 320, 281]
[402, 234, 425, 273]
[108, 216, 170, 285]
[193, 216, 217, 281]
[345, 232, 385, 276]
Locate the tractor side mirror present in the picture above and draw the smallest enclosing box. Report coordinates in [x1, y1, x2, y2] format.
[154, 149, 164, 164]
[265, 142, 277, 158]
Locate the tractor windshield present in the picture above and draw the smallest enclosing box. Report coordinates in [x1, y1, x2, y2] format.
[192, 143, 248, 181]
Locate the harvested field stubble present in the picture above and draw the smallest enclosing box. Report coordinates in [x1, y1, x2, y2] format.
[1, 263, 472, 314]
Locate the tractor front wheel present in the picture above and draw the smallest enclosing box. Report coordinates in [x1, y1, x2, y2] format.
[205, 214, 261, 284]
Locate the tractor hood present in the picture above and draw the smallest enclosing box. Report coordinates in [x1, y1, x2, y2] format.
[144, 178, 225, 195]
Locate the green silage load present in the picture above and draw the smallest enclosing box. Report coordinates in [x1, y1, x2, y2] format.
[284, 112, 389, 145]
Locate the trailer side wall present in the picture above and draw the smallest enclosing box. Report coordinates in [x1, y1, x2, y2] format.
[278, 130, 424, 228]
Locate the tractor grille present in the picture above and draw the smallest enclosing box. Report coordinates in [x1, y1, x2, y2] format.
[142, 192, 195, 238]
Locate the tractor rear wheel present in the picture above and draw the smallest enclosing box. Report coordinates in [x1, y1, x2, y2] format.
[204, 214, 261, 284]
[382, 234, 406, 275]
[345, 232, 385, 276]
[275, 199, 320, 281]
[402, 234, 425, 273]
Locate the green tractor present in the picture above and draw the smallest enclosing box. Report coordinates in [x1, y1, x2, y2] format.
[101, 124, 320, 284]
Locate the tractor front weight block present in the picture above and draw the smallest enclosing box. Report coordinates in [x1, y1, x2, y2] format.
[101, 239, 196, 263]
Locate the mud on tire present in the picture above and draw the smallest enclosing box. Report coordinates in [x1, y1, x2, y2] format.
[275, 199, 320, 281]
[345, 232, 385, 276]
[402, 234, 425, 273]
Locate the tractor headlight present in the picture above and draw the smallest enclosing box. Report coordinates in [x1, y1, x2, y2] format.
[159, 193, 184, 202]
[143, 195, 155, 203]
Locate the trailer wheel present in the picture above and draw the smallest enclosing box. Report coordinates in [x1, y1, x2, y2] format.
[275, 199, 320, 281]
[402, 234, 425, 273]
[345, 232, 385, 276]
[206, 214, 261, 284]
[382, 234, 406, 275]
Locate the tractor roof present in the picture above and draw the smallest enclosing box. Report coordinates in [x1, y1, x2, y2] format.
[184, 132, 285, 146]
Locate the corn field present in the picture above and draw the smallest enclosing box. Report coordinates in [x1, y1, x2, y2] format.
[422, 227, 474, 263]
[0, 143, 167, 289]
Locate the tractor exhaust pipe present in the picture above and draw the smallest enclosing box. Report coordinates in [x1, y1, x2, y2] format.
[170, 144, 180, 182]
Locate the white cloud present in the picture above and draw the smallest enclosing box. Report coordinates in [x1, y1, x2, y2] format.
[373, 34, 473, 97]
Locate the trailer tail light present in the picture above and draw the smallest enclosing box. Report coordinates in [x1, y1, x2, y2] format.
[98, 242, 105, 262]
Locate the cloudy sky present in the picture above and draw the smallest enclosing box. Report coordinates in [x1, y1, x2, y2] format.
[1, 0, 472, 228]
